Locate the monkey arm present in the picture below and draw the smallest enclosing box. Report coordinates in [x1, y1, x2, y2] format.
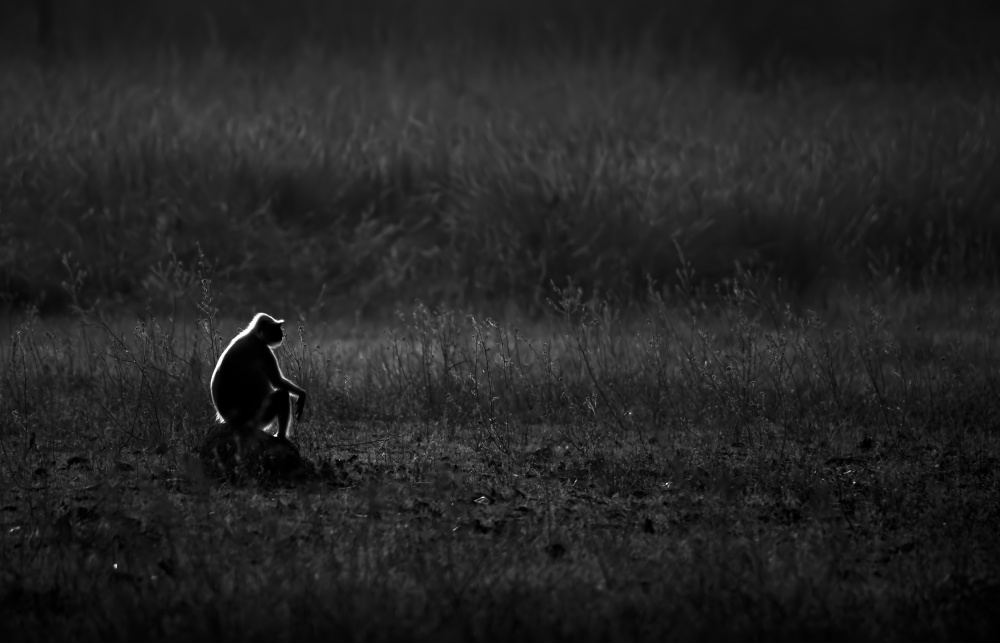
[263, 356, 308, 420]
[281, 380, 307, 420]
[282, 380, 305, 397]
[285, 382, 307, 420]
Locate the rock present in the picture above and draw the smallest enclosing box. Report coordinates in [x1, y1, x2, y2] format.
[199, 423, 316, 485]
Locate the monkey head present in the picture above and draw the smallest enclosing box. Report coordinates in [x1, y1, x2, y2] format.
[252, 313, 285, 348]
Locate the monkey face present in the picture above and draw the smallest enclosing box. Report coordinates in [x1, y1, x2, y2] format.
[256, 316, 285, 347]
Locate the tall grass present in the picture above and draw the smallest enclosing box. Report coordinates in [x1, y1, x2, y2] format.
[2, 35, 999, 314]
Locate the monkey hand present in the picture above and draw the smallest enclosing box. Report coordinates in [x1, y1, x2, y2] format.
[294, 393, 306, 421]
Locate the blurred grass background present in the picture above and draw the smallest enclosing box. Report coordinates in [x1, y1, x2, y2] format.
[1, 0, 999, 316]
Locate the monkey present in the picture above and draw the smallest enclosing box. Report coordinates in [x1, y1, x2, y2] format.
[210, 313, 306, 440]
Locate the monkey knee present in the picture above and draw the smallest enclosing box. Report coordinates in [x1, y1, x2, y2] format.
[273, 389, 291, 409]
[260, 390, 290, 418]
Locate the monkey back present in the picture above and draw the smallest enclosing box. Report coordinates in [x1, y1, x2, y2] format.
[210, 336, 278, 424]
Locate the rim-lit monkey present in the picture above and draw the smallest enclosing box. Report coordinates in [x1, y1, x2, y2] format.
[210, 313, 307, 439]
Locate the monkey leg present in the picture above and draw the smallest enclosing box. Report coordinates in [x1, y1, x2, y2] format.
[217, 406, 259, 435]
[259, 389, 293, 439]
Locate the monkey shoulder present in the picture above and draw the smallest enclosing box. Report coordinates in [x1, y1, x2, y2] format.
[214, 337, 275, 384]
[224, 335, 274, 362]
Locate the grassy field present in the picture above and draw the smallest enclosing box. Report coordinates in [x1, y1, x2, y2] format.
[2, 1, 1000, 640]
[2, 281, 999, 641]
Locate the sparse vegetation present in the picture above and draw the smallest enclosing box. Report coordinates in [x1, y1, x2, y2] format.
[2, 277, 999, 641]
[2, 1, 1000, 641]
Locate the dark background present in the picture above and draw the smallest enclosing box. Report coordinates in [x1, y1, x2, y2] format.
[3, 1, 999, 316]
[3, 0, 999, 72]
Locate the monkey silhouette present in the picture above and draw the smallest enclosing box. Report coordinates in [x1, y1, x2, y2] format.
[210, 313, 306, 439]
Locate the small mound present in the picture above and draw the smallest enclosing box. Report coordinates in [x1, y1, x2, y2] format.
[199, 423, 316, 485]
